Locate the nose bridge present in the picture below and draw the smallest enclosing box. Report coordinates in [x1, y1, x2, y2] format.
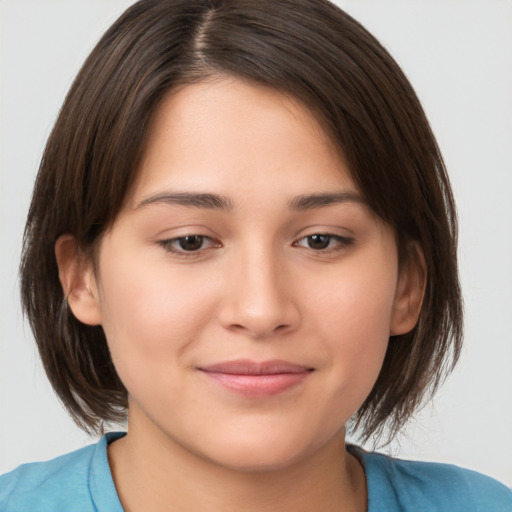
[219, 238, 299, 337]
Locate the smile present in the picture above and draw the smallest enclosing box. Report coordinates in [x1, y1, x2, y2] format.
[197, 359, 314, 397]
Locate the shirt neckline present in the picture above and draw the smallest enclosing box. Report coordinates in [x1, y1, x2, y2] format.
[93, 433, 381, 512]
[89, 431, 127, 511]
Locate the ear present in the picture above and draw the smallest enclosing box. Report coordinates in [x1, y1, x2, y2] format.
[55, 235, 102, 326]
[390, 243, 427, 336]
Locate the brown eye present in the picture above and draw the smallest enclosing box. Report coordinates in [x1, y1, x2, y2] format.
[294, 233, 355, 252]
[159, 235, 216, 255]
[177, 235, 205, 251]
[306, 234, 331, 250]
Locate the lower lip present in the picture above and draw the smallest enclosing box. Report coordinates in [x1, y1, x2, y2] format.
[200, 371, 310, 397]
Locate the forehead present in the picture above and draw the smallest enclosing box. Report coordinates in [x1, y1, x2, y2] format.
[128, 77, 356, 207]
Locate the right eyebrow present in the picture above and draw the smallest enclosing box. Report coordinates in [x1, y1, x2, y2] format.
[134, 192, 235, 211]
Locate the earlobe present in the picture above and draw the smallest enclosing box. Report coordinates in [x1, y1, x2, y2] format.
[55, 235, 102, 326]
[390, 244, 427, 336]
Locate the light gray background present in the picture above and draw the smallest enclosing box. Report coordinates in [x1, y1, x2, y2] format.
[1, 0, 511, 485]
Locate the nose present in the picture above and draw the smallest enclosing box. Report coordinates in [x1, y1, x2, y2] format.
[217, 246, 300, 339]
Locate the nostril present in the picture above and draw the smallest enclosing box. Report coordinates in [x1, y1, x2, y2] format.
[225, 321, 291, 338]
[217, 281, 301, 338]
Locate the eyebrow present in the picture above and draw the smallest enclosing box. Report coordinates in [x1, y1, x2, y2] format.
[288, 191, 365, 210]
[134, 190, 364, 212]
[135, 192, 235, 211]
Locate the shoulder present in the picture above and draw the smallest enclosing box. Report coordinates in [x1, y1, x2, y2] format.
[0, 433, 124, 512]
[353, 448, 512, 512]
[0, 442, 97, 512]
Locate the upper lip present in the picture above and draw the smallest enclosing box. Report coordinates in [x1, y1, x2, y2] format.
[198, 359, 313, 375]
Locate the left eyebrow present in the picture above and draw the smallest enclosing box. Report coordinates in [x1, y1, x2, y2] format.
[288, 191, 365, 210]
[134, 192, 235, 211]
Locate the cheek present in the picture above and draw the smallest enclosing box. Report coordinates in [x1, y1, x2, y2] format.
[308, 259, 397, 403]
[95, 249, 217, 378]
[313, 259, 397, 340]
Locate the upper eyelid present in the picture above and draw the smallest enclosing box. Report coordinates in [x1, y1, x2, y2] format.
[294, 233, 354, 245]
[294, 231, 354, 241]
[158, 235, 220, 253]
[157, 231, 355, 250]
[168, 235, 218, 242]
[158, 232, 353, 242]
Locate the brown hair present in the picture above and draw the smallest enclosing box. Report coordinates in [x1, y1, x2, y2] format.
[20, 0, 462, 444]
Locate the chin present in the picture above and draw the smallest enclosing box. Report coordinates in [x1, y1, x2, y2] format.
[209, 447, 305, 473]
[194, 429, 335, 473]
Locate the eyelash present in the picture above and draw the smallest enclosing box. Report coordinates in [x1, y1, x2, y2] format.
[158, 235, 220, 255]
[158, 233, 354, 257]
[293, 233, 355, 252]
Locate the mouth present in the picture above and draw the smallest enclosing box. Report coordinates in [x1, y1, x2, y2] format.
[197, 359, 314, 397]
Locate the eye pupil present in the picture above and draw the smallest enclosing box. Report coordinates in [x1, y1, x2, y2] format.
[178, 235, 203, 251]
[308, 234, 330, 249]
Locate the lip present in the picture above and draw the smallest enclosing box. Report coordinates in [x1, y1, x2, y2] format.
[197, 359, 313, 397]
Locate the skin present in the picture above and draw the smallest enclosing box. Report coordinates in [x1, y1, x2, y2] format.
[57, 77, 425, 512]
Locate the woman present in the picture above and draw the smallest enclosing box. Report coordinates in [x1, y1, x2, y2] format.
[1, 1, 510, 510]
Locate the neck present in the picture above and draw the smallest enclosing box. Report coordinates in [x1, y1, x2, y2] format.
[108, 412, 367, 512]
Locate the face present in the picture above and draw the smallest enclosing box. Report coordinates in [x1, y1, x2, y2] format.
[65, 77, 422, 471]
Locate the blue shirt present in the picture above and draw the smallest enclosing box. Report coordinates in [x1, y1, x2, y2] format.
[1, 432, 511, 511]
